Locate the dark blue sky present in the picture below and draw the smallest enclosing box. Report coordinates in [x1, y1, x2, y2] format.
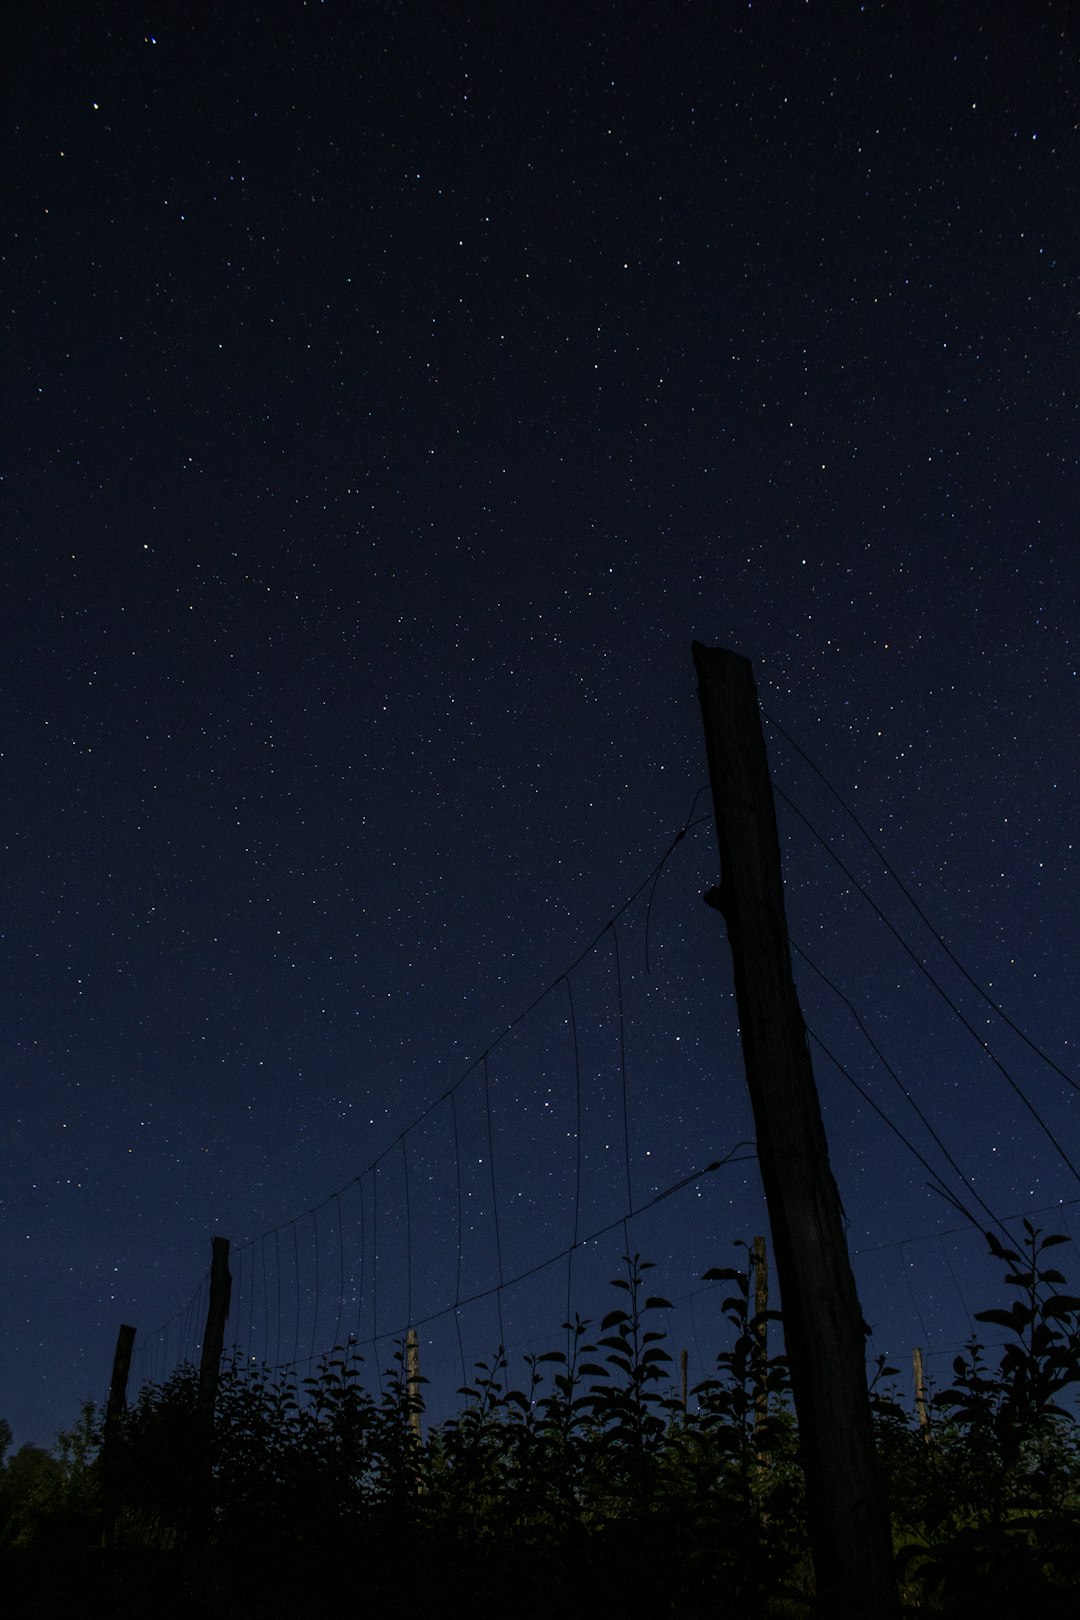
[4, 0, 1077, 1447]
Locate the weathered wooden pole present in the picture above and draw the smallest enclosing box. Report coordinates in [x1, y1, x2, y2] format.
[694, 643, 899, 1617]
[197, 1235, 232, 1430]
[105, 1323, 136, 1439]
[185, 1236, 232, 1537]
[101, 1322, 137, 1545]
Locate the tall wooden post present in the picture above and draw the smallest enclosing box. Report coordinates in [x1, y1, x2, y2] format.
[694, 643, 899, 1617]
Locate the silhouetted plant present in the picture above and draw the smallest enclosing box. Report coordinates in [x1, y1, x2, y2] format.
[427, 1346, 514, 1546]
[585, 1255, 675, 1494]
[370, 1339, 425, 1505]
[974, 1224, 1080, 1449]
[538, 1314, 604, 1445]
[499, 1316, 605, 1538]
[895, 1224, 1080, 1616]
[657, 1245, 808, 1612]
[695, 1244, 793, 1501]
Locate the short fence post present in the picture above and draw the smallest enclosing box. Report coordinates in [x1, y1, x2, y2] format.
[101, 1323, 136, 1545]
[197, 1236, 233, 1432]
[105, 1323, 137, 1440]
[913, 1347, 930, 1438]
[406, 1326, 423, 1446]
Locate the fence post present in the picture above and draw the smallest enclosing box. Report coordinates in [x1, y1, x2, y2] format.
[105, 1323, 137, 1440]
[101, 1323, 136, 1545]
[197, 1236, 232, 1432]
[913, 1347, 930, 1438]
[406, 1326, 423, 1446]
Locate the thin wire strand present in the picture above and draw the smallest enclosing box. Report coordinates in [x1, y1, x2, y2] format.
[291, 1223, 301, 1366]
[610, 921, 634, 1214]
[229, 1248, 239, 1364]
[310, 1208, 320, 1363]
[450, 1091, 467, 1390]
[775, 781, 1080, 1185]
[261, 1237, 270, 1367]
[482, 1055, 507, 1353]
[274, 1230, 282, 1366]
[372, 1159, 379, 1348]
[793, 939, 1010, 1238]
[247, 1237, 257, 1363]
[643, 791, 713, 972]
[334, 1193, 345, 1351]
[764, 708, 1079, 1094]
[353, 1171, 366, 1347]
[855, 1190, 1080, 1256]
[402, 1134, 413, 1330]
[938, 1235, 974, 1333]
[806, 1024, 983, 1233]
[899, 1242, 933, 1349]
[565, 973, 583, 1336]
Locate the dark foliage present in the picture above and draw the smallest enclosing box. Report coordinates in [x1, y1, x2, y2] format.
[4, 1229, 1080, 1616]
[886, 1222, 1080, 1618]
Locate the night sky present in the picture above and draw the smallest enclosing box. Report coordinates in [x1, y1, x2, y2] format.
[5, 1, 1078, 1451]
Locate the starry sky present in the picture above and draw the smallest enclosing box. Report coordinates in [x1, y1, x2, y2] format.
[4, 1, 1078, 1449]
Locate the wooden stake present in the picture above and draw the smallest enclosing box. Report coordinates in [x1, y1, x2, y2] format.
[101, 1323, 136, 1546]
[694, 643, 899, 1617]
[913, 1346, 930, 1438]
[406, 1326, 423, 1445]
